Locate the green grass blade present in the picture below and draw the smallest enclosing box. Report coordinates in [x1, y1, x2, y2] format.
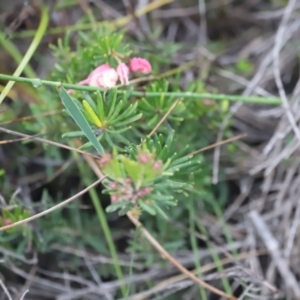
[59, 87, 104, 155]
[0, 5, 49, 105]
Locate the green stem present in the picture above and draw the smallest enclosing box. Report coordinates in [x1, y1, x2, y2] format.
[76, 157, 126, 297]
[88, 187, 127, 297]
[189, 204, 207, 300]
[0, 74, 282, 105]
[0, 7, 49, 105]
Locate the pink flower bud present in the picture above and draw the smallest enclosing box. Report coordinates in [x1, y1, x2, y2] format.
[153, 160, 163, 170]
[124, 178, 132, 185]
[116, 63, 130, 85]
[111, 194, 119, 203]
[109, 182, 118, 189]
[4, 219, 12, 226]
[129, 57, 152, 74]
[138, 187, 152, 197]
[203, 99, 214, 106]
[137, 153, 151, 163]
[99, 153, 112, 166]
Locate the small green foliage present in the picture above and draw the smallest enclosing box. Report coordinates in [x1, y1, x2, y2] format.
[97, 133, 201, 218]
[138, 80, 186, 128]
[0, 203, 31, 235]
[235, 58, 253, 74]
[51, 23, 131, 84]
[61, 88, 142, 150]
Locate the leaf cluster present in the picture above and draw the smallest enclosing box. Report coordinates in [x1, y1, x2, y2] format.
[46, 23, 232, 223]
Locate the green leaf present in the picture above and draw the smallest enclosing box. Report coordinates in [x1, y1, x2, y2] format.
[59, 87, 104, 155]
[78, 141, 93, 150]
[153, 204, 169, 220]
[114, 113, 142, 127]
[107, 89, 118, 119]
[62, 131, 86, 138]
[138, 200, 156, 215]
[107, 100, 125, 123]
[106, 200, 131, 213]
[96, 91, 105, 122]
[111, 103, 137, 123]
[82, 91, 97, 111]
[119, 156, 141, 183]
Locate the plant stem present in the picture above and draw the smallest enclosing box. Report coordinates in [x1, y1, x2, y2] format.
[88, 187, 127, 297]
[0, 74, 282, 105]
[189, 203, 208, 300]
[0, 6, 49, 105]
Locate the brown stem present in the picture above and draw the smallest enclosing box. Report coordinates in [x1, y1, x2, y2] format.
[127, 212, 237, 300]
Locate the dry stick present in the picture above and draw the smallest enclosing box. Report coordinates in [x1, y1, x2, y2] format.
[272, 0, 300, 144]
[147, 98, 182, 137]
[0, 126, 100, 159]
[127, 212, 236, 300]
[0, 177, 105, 232]
[0, 279, 13, 300]
[188, 133, 247, 157]
[15, 266, 36, 300]
[0, 133, 46, 145]
[81, 147, 236, 300]
[0, 109, 62, 126]
[129, 249, 269, 300]
[249, 210, 300, 298]
[19, 290, 29, 300]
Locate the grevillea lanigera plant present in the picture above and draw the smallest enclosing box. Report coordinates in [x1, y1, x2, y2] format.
[52, 24, 207, 217]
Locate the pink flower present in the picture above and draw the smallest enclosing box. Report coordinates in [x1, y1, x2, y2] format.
[116, 63, 130, 85]
[88, 68, 118, 88]
[89, 64, 112, 77]
[79, 64, 119, 89]
[129, 57, 152, 74]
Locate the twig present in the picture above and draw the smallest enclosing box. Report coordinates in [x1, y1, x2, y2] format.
[0, 127, 100, 159]
[19, 290, 29, 300]
[272, 0, 300, 144]
[249, 210, 300, 298]
[188, 133, 247, 157]
[197, 0, 208, 44]
[0, 279, 13, 300]
[0, 177, 105, 232]
[147, 98, 182, 137]
[284, 195, 300, 259]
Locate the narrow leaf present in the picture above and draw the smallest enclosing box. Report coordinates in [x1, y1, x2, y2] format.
[59, 87, 104, 155]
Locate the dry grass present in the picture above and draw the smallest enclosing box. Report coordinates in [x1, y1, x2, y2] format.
[1, 0, 300, 299]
